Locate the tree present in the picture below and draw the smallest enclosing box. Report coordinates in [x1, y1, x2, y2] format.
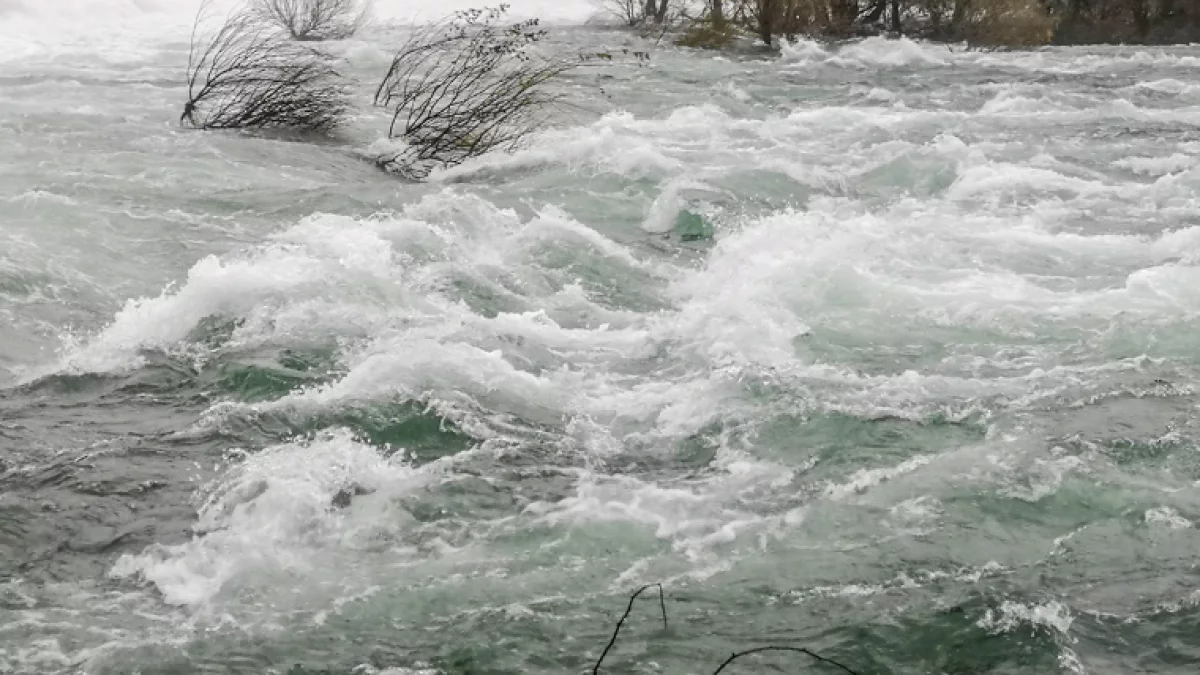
[654, 0, 671, 22]
[253, 0, 370, 41]
[181, 2, 349, 132]
[596, 0, 648, 26]
[757, 0, 775, 44]
[958, 0, 1056, 47]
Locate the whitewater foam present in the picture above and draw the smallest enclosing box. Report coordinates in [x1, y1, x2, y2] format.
[111, 429, 428, 608]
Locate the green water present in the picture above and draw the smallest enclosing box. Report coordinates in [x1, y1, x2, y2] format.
[1, 21, 1200, 675]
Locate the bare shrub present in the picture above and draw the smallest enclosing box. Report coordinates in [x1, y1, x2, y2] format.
[675, 20, 742, 48]
[743, 0, 858, 44]
[373, 5, 643, 179]
[182, 3, 349, 132]
[253, 0, 370, 41]
[958, 0, 1056, 48]
[595, 0, 648, 26]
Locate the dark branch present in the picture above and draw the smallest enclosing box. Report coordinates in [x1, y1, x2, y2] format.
[591, 584, 864, 675]
[182, 2, 348, 132]
[372, 4, 646, 180]
[253, 0, 369, 41]
[592, 583, 668, 674]
[711, 646, 863, 675]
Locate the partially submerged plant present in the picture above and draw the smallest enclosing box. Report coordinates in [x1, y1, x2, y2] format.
[675, 20, 743, 48]
[373, 4, 648, 180]
[252, 0, 371, 41]
[182, 2, 349, 132]
[958, 0, 1057, 49]
[591, 584, 864, 674]
[371, 5, 569, 179]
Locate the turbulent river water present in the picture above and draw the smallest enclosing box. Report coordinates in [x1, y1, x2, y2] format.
[2, 9, 1200, 674]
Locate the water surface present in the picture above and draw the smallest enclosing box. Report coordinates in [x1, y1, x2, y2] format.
[2, 23, 1200, 675]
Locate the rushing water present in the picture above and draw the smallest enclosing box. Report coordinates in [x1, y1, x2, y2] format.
[3, 7, 1200, 674]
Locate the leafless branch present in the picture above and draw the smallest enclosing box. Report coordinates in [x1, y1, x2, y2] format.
[182, 1, 349, 132]
[711, 646, 863, 674]
[592, 584, 865, 675]
[253, 0, 370, 41]
[372, 4, 648, 180]
[592, 583, 668, 674]
[594, 0, 648, 26]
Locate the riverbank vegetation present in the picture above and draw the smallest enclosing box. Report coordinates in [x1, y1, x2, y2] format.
[610, 0, 1200, 48]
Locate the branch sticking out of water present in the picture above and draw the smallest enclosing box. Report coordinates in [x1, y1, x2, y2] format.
[592, 583, 668, 674]
[711, 646, 863, 674]
[593, 584, 864, 674]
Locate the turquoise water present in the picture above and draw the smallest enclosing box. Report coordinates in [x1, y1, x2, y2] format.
[2, 22, 1200, 674]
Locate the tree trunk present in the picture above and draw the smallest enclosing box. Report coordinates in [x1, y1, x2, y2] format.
[655, 0, 670, 22]
[951, 0, 970, 26]
[759, 0, 776, 44]
[712, 0, 725, 26]
[644, 0, 657, 22]
[831, 0, 858, 27]
[1131, 0, 1151, 40]
[890, 0, 901, 34]
[864, 0, 887, 23]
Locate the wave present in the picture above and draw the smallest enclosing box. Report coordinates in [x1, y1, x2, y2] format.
[781, 36, 950, 69]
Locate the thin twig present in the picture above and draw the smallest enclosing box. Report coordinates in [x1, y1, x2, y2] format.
[373, 5, 647, 179]
[711, 646, 862, 675]
[654, 19, 671, 47]
[591, 583, 668, 674]
[253, 0, 368, 41]
[181, 3, 348, 132]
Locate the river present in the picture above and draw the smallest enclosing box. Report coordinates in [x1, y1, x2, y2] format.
[1, 4, 1200, 674]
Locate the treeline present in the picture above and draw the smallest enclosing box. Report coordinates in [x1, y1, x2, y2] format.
[608, 0, 1200, 47]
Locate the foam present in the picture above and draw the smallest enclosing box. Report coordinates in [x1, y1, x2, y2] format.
[780, 36, 948, 69]
[527, 453, 795, 561]
[978, 598, 1075, 635]
[111, 429, 428, 608]
[1134, 78, 1200, 95]
[42, 217, 412, 376]
[1145, 506, 1193, 529]
[1114, 153, 1197, 176]
[825, 456, 936, 500]
[831, 36, 949, 68]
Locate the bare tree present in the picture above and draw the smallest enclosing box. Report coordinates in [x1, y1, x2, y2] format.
[595, 0, 648, 25]
[373, 5, 636, 179]
[253, 0, 370, 41]
[182, 2, 349, 132]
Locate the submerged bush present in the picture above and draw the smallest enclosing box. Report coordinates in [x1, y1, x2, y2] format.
[373, 5, 642, 179]
[181, 3, 349, 132]
[675, 20, 743, 48]
[253, 0, 370, 41]
[959, 0, 1056, 48]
